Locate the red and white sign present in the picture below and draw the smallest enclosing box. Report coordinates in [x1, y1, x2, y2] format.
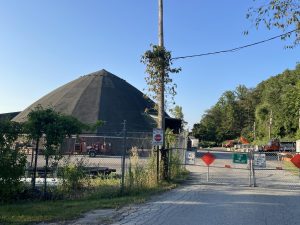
[201, 152, 215, 166]
[153, 128, 164, 146]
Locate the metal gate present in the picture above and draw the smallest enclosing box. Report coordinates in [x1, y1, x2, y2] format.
[180, 149, 300, 190]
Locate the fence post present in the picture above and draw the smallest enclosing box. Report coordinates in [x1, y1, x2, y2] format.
[166, 142, 170, 180]
[157, 146, 160, 184]
[252, 151, 256, 187]
[249, 151, 252, 187]
[249, 149, 256, 187]
[120, 120, 127, 195]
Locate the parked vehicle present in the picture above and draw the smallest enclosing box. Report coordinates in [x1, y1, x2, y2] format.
[263, 139, 295, 152]
[88, 147, 100, 157]
[279, 141, 296, 152]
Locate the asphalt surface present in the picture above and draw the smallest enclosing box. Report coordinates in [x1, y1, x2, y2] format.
[108, 179, 300, 225]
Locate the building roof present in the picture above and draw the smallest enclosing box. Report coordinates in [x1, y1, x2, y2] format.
[0, 112, 20, 121]
[13, 69, 158, 133]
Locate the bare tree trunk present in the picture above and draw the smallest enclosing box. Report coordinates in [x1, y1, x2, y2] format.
[32, 137, 39, 189]
[30, 146, 34, 167]
[44, 155, 49, 199]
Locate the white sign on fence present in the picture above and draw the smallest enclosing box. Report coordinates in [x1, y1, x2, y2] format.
[185, 151, 195, 165]
[254, 153, 266, 168]
[152, 128, 164, 146]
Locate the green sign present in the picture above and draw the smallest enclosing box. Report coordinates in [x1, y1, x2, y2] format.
[233, 153, 248, 164]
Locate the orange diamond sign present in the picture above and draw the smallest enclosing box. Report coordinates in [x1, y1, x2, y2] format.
[291, 154, 300, 169]
[201, 152, 215, 166]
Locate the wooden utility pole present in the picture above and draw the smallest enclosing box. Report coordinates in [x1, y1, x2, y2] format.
[158, 0, 164, 47]
[268, 110, 273, 140]
[158, 0, 165, 138]
[158, 0, 168, 180]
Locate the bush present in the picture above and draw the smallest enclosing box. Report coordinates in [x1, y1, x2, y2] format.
[0, 148, 26, 201]
[0, 120, 26, 202]
[58, 157, 89, 194]
[126, 147, 157, 192]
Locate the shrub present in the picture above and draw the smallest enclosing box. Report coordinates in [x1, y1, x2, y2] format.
[0, 147, 27, 201]
[0, 120, 26, 202]
[58, 157, 89, 194]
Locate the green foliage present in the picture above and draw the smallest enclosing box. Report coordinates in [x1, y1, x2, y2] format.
[0, 120, 26, 201]
[246, 0, 300, 47]
[0, 181, 177, 225]
[169, 150, 186, 180]
[24, 106, 94, 191]
[126, 147, 157, 192]
[165, 128, 177, 147]
[170, 105, 187, 129]
[141, 45, 181, 106]
[192, 64, 300, 144]
[58, 157, 89, 193]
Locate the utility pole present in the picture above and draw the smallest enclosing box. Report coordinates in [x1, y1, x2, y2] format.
[120, 120, 127, 194]
[158, 0, 165, 136]
[268, 110, 273, 140]
[158, 0, 168, 180]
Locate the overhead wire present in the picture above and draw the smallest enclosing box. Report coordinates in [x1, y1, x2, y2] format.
[171, 29, 299, 60]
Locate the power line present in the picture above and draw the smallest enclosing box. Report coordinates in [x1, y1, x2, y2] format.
[172, 29, 299, 60]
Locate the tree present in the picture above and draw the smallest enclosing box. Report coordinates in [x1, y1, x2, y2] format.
[193, 64, 300, 144]
[170, 105, 187, 130]
[0, 120, 26, 200]
[24, 106, 90, 191]
[246, 0, 300, 47]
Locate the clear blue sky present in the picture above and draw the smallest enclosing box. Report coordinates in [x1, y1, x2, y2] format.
[0, 0, 298, 129]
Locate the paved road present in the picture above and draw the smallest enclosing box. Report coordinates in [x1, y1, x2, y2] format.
[109, 177, 300, 225]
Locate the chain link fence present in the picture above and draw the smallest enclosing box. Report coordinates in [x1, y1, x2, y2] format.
[253, 151, 300, 189]
[19, 131, 189, 192]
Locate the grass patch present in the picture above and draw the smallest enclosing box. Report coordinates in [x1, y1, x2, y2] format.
[282, 161, 300, 176]
[0, 182, 177, 225]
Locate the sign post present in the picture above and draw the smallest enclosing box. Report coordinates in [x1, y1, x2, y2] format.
[201, 152, 215, 182]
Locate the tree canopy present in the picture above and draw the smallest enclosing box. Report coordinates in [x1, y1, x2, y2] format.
[192, 64, 300, 144]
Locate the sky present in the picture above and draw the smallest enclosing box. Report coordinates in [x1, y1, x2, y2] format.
[0, 0, 299, 130]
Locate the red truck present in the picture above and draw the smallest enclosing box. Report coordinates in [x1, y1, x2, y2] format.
[263, 139, 296, 152]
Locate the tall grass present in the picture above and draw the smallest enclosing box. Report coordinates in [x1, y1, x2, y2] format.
[126, 147, 157, 192]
